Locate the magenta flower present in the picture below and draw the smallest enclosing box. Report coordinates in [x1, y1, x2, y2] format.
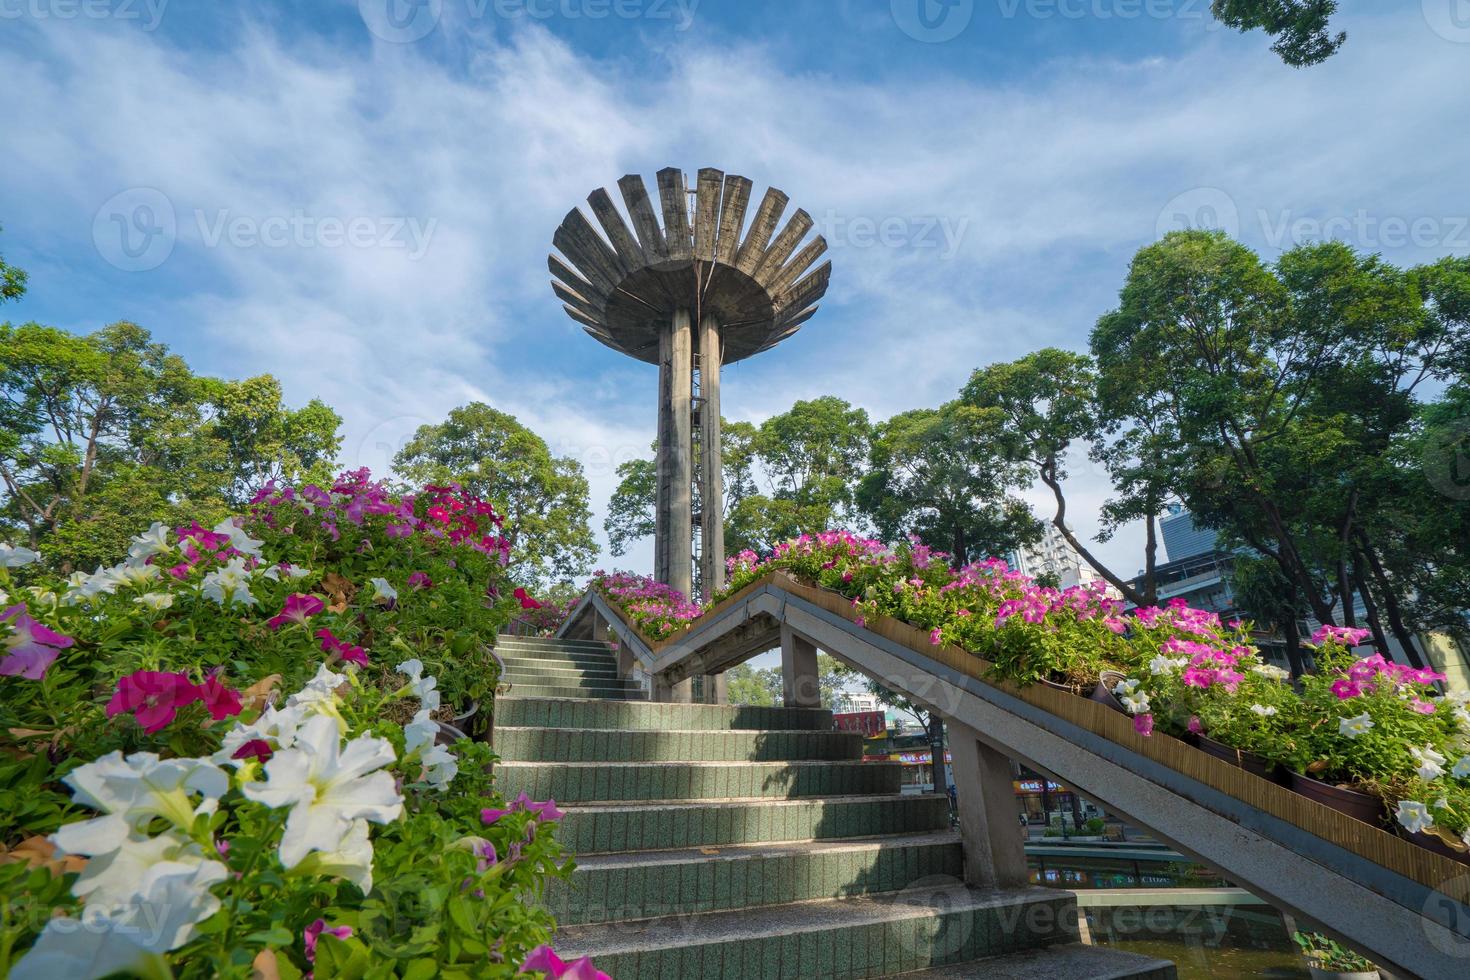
[1, 604, 75, 680]
[232, 739, 274, 763]
[315, 627, 369, 667]
[1187, 716, 1203, 735]
[481, 806, 510, 826]
[1311, 625, 1373, 647]
[304, 920, 353, 963]
[1411, 699, 1437, 715]
[199, 675, 244, 721]
[407, 572, 433, 591]
[106, 671, 202, 734]
[267, 593, 325, 630]
[1134, 714, 1154, 737]
[1331, 678, 1361, 700]
[929, 628, 943, 646]
[514, 587, 542, 610]
[521, 946, 610, 980]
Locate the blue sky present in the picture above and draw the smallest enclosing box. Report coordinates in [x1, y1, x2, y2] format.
[2, 0, 1468, 584]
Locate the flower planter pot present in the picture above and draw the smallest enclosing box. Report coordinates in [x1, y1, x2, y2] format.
[1287, 772, 1385, 826]
[1197, 734, 1280, 782]
[1089, 671, 1130, 714]
[1042, 678, 1084, 696]
[1307, 968, 1378, 980]
[1404, 828, 1470, 867]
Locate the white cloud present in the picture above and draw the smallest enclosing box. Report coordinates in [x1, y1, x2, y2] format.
[1, 8, 1465, 581]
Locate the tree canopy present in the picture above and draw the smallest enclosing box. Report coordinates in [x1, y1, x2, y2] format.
[0, 320, 342, 572]
[1211, 0, 1345, 67]
[393, 402, 597, 588]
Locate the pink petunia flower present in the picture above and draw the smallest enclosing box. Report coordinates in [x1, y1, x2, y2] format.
[521, 946, 611, 980]
[1411, 699, 1437, 715]
[1187, 716, 1203, 735]
[232, 739, 274, 763]
[267, 593, 325, 630]
[304, 920, 353, 963]
[106, 671, 202, 734]
[407, 572, 433, 591]
[1, 604, 75, 680]
[1134, 713, 1154, 737]
[198, 675, 244, 721]
[514, 587, 543, 611]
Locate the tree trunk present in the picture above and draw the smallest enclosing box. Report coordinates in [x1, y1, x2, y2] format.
[1356, 529, 1426, 668]
[1040, 460, 1146, 607]
[1351, 547, 1393, 658]
[1282, 613, 1307, 678]
[1141, 512, 1159, 606]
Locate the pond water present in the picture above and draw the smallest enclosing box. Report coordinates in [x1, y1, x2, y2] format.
[1029, 854, 1314, 979]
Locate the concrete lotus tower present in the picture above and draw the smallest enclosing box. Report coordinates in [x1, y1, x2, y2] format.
[550, 167, 831, 602]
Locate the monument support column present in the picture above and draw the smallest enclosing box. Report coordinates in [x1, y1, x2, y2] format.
[780, 625, 821, 708]
[699, 314, 725, 597]
[662, 309, 695, 702]
[948, 719, 1029, 889]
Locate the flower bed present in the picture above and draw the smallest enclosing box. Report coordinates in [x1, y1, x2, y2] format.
[0, 470, 608, 978]
[590, 570, 703, 641]
[717, 532, 1470, 859]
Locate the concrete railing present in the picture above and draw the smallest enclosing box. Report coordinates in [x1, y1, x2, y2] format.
[564, 572, 1470, 980]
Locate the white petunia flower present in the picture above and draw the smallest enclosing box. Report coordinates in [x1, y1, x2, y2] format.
[201, 557, 256, 607]
[1251, 664, 1291, 682]
[1411, 745, 1447, 781]
[216, 704, 306, 765]
[116, 562, 162, 588]
[0, 542, 41, 568]
[127, 523, 172, 563]
[369, 576, 398, 604]
[10, 862, 227, 978]
[421, 744, 459, 791]
[1395, 800, 1434, 835]
[1120, 692, 1151, 715]
[285, 664, 348, 727]
[1338, 713, 1374, 739]
[404, 708, 438, 755]
[212, 518, 264, 559]
[1113, 677, 1141, 696]
[135, 592, 174, 612]
[241, 714, 403, 868]
[52, 753, 228, 858]
[1250, 704, 1278, 718]
[70, 829, 222, 909]
[1148, 655, 1182, 676]
[295, 818, 374, 893]
[396, 659, 440, 712]
[1453, 755, 1470, 780]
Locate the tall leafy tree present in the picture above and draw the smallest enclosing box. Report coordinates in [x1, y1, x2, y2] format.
[393, 402, 597, 587]
[857, 402, 1041, 564]
[961, 349, 1158, 606]
[0, 321, 341, 571]
[1211, 0, 1345, 67]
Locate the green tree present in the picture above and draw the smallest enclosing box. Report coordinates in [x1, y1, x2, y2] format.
[1211, 0, 1345, 67]
[0, 224, 26, 304]
[857, 402, 1041, 564]
[961, 349, 1156, 606]
[605, 456, 656, 558]
[0, 321, 341, 571]
[393, 402, 597, 587]
[725, 662, 781, 707]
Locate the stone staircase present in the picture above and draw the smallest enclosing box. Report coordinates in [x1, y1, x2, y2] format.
[493, 637, 1176, 979]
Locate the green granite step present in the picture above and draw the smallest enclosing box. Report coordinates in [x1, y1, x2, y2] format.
[497, 657, 621, 680]
[497, 759, 901, 803]
[556, 794, 953, 854]
[547, 831, 964, 926]
[496, 726, 865, 763]
[498, 683, 647, 701]
[500, 669, 631, 691]
[494, 696, 833, 731]
[495, 647, 618, 669]
[897, 944, 1177, 979]
[554, 885, 1079, 978]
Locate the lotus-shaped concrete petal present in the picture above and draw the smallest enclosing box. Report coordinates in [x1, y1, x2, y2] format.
[549, 167, 831, 365]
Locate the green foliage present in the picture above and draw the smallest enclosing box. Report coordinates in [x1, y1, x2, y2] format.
[857, 402, 1041, 564]
[0, 224, 26, 304]
[1293, 931, 1375, 973]
[725, 663, 780, 707]
[393, 402, 596, 588]
[1212, 0, 1345, 67]
[605, 456, 656, 558]
[0, 320, 341, 573]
